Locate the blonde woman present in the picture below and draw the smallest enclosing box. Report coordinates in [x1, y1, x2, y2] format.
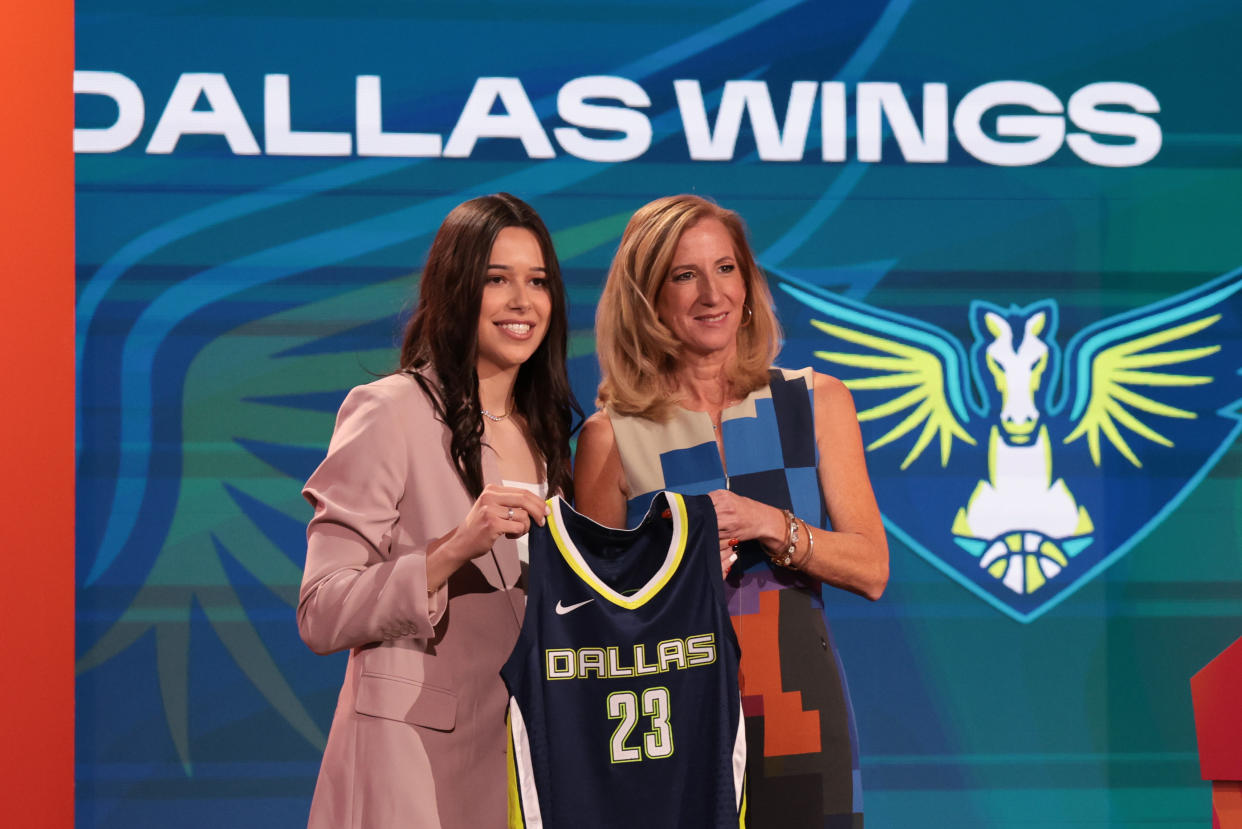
[575, 195, 888, 827]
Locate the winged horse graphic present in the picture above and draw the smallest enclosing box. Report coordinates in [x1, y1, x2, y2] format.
[776, 269, 1242, 620]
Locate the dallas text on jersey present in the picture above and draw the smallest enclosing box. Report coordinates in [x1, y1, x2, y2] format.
[544, 633, 717, 680]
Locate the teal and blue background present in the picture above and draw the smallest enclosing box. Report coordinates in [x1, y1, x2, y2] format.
[75, 1, 1242, 826]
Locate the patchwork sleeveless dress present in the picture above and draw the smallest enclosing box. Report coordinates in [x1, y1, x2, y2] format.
[607, 367, 863, 829]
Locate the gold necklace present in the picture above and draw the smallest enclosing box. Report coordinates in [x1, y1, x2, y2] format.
[480, 408, 509, 422]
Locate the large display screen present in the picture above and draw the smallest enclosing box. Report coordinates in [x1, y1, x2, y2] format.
[75, 1, 1242, 826]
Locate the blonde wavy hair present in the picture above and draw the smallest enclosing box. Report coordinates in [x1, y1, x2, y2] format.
[595, 195, 782, 420]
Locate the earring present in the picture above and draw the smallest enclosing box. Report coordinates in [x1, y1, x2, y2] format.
[740, 304, 754, 328]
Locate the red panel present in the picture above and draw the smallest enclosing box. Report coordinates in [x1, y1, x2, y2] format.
[1192, 637, 1242, 781]
[0, 2, 75, 826]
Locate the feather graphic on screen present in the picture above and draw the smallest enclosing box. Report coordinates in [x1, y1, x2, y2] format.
[775, 268, 1242, 621]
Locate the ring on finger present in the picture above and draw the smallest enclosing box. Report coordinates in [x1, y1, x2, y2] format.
[506, 507, 514, 521]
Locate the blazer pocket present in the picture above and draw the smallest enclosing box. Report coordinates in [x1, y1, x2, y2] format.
[355, 671, 457, 732]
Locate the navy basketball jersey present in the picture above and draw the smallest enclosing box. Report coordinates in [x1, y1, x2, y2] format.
[501, 491, 746, 829]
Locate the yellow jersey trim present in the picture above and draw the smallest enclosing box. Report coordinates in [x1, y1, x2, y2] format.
[547, 492, 688, 610]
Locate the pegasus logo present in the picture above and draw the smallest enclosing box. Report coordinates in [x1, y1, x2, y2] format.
[957, 306, 1092, 595]
[778, 269, 1242, 621]
[982, 310, 1049, 444]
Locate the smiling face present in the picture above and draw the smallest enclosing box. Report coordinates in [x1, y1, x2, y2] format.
[654, 217, 748, 360]
[475, 225, 551, 376]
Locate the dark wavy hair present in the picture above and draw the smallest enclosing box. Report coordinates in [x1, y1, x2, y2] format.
[399, 193, 579, 500]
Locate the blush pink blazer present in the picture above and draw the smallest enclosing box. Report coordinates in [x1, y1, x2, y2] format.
[299, 372, 524, 829]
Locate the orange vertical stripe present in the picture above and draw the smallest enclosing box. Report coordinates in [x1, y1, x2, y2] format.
[0, 2, 75, 827]
[732, 591, 820, 757]
[1215, 781, 1242, 829]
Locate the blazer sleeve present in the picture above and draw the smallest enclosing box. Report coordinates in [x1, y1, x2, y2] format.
[297, 383, 446, 655]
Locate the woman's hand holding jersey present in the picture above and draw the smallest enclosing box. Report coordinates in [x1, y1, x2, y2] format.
[453, 484, 550, 558]
[709, 488, 786, 576]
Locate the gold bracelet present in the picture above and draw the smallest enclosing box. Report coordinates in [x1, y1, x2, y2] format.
[792, 517, 814, 570]
[769, 509, 800, 568]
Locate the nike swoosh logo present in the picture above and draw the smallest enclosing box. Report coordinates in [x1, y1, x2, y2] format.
[554, 598, 594, 615]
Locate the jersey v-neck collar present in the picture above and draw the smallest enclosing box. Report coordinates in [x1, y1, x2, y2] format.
[546, 492, 688, 610]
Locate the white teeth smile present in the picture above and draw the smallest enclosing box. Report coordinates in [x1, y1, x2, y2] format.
[499, 323, 532, 334]
[698, 313, 727, 322]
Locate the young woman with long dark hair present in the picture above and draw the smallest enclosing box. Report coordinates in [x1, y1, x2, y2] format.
[298, 193, 578, 829]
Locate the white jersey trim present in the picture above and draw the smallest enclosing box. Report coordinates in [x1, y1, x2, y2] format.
[509, 698, 543, 828]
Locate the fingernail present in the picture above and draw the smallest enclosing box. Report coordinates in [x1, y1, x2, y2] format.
[727, 538, 739, 547]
